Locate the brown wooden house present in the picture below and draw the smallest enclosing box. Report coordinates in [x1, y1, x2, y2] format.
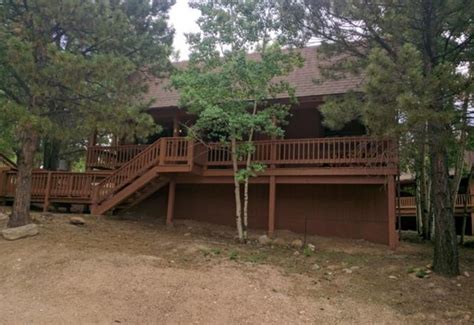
[0, 47, 402, 247]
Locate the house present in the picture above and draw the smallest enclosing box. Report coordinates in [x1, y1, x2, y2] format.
[0, 47, 401, 247]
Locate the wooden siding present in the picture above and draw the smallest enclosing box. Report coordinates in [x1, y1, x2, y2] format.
[132, 183, 390, 245]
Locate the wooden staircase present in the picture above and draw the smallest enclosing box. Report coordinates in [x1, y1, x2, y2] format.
[91, 137, 192, 215]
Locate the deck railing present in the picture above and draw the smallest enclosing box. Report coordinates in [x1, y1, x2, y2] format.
[399, 194, 474, 210]
[86, 144, 148, 170]
[205, 136, 397, 168]
[2, 171, 109, 202]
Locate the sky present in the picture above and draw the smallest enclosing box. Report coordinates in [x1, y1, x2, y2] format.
[169, 0, 200, 60]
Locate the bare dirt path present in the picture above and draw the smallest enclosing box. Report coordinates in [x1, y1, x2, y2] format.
[0, 211, 473, 324]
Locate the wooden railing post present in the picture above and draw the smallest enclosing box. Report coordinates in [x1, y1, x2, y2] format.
[268, 175, 276, 236]
[187, 139, 194, 167]
[270, 141, 277, 168]
[159, 138, 166, 165]
[0, 170, 7, 204]
[43, 172, 52, 212]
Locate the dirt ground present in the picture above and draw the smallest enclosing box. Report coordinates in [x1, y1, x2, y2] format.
[0, 209, 473, 324]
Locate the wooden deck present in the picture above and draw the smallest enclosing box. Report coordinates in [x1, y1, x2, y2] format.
[1, 136, 398, 215]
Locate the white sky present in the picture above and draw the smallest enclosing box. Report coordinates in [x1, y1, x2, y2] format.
[169, 0, 200, 61]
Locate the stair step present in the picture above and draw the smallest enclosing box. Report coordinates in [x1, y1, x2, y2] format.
[92, 167, 163, 215]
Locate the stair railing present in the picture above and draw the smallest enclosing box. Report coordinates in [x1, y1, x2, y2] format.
[93, 138, 164, 204]
[93, 137, 194, 205]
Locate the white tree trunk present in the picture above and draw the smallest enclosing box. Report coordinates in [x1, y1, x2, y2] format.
[231, 138, 243, 241]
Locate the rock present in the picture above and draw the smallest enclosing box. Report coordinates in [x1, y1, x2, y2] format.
[183, 232, 191, 237]
[464, 314, 471, 321]
[327, 265, 338, 271]
[272, 237, 286, 246]
[0, 213, 9, 229]
[69, 216, 85, 225]
[428, 282, 435, 288]
[2, 224, 39, 240]
[343, 268, 353, 274]
[434, 288, 447, 296]
[258, 235, 272, 245]
[463, 271, 470, 278]
[293, 251, 300, 256]
[350, 266, 360, 271]
[291, 239, 304, 249]
[312, 263, 321, 270]
[307, 243, 316, 251]
[388, 275, 398, 280]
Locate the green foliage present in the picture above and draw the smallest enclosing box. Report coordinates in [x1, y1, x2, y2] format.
[172, 0, 303, 182]
[303, 246, 313, 257]
[228, 250, 239, 261]
[0, 0, 175, 157]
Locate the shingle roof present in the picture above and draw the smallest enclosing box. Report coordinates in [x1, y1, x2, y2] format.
[144, 46, 362, 109]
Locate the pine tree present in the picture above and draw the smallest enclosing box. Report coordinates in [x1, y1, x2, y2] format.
[280, 0, 473, 276]
[0, 0, 175, 227]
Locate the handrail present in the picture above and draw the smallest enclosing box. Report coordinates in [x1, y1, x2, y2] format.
[3, 170, 109, 200]
[205, 136, 397, 167]
[86, 144, 148, 170]
[0, 153, 16, 169]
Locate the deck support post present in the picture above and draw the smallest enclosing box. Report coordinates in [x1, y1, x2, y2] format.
[268, 175, 276, 237]
[172, 114, 180, 137]
[470, 211, 474, 236]
[43, 172, 53, 212]
[387, 175, 398, 249]
[166, 178, 176, 226]
[0, 170, 7, 205]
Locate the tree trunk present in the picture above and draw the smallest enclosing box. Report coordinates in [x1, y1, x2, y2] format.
[231, 138, 244, 241]
[43, 137, 61, 170]
[8, 125, 39, 228]
[430, 141, 459, 276]
[241, 101, 258, 241]
[417, 131, 431, 240]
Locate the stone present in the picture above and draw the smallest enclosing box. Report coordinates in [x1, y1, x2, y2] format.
[0, 213, 9, 229]
[291, 239, 304, 249]
[388, 275, 398, 280]
[69, 217, 86, 226]
[258, 235, 272, 245]
[343, 268, 353, 274]
[307, 243, 316, 251]
[272, 237, 286, 246]
[69, 216, 85, 225]
[463, 271, 470, 278]
[350, 266, 360, 271]
[2, 224, 39, 240]
[434, 288, 447, 296]
[184, 232, 191, 237]
[312, 263, 321, 270]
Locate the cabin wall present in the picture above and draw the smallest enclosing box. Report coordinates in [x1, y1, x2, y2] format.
[133, 183, 389, 244]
